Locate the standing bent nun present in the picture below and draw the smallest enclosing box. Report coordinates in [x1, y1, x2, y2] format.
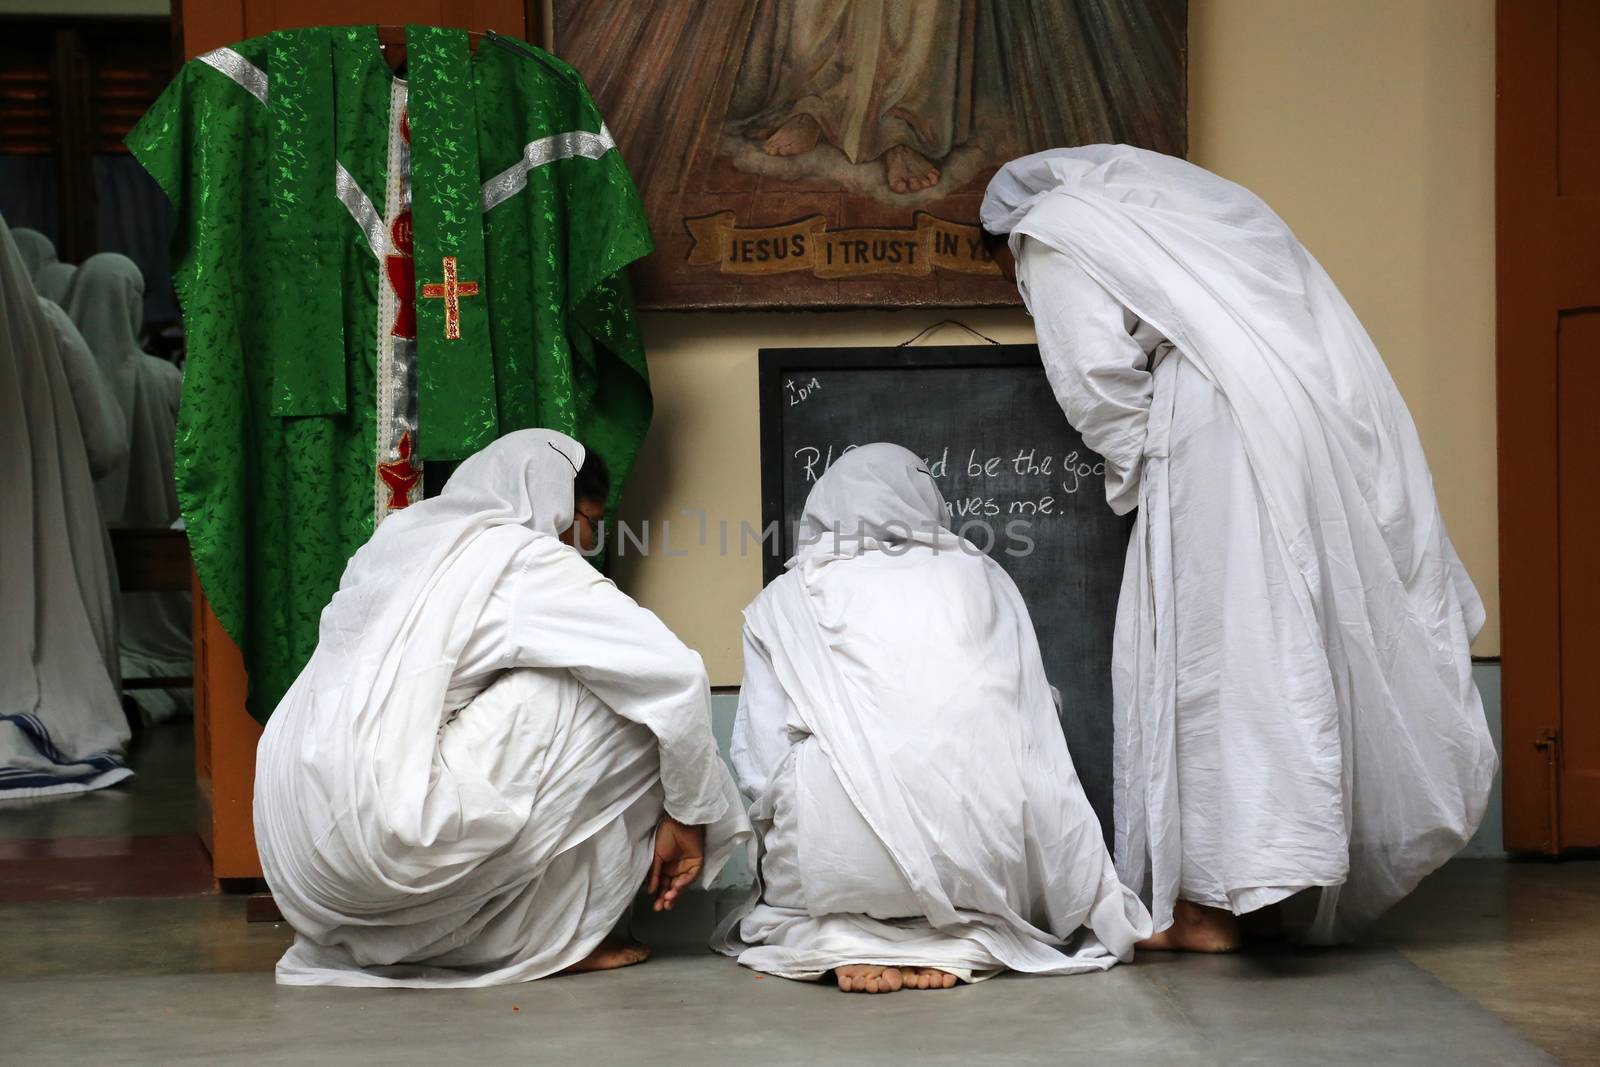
[716, 444, 1152, 993]
[255, 429, 749, 987]
[981, 146, 1495, 948]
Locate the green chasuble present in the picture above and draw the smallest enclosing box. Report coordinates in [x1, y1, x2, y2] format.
[128, 26, 654, 721]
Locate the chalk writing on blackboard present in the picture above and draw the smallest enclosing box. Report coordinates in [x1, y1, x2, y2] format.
[793, 443, 1108, 514]
[785, 377, 823, 406]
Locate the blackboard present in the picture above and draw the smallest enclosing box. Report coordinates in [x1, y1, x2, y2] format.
[759, 345, 1132, 843]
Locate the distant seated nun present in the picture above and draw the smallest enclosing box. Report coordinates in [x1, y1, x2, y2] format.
[65, 253, 190, 725]
[254, 429, 750, 987]
[715, 443, 1152, 993]
[980, 146, 1494, 949]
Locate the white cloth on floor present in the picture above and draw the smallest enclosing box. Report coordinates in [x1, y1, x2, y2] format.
[65, 253, 191, 723]
[0, 216, 130, 799]
[983, 145, 1495, 944]
[715, 443, 1152, 981]
[255, 429, 749, 987]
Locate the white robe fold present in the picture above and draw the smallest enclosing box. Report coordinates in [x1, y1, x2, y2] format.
[256, 429, 749, 987]
[38, 298, 129, 484]
[716, 443, 1152, 981]
[983, 145, 1495, 943]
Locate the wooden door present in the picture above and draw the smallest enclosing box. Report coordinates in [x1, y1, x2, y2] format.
[1497, 0, 1600, 853]
[174, 0, 531, 882]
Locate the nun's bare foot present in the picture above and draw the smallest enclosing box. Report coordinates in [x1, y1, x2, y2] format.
[559, 938, 651, 974]
[835, 964, 903, 993]
[902, 967, 958, 990]
[763, 113, 821, 156]
[1137, 900, 1241, 953]
[884, 144, 940, 193]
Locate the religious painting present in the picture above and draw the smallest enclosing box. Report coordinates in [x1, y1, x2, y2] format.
[551, 0, 1187, 309]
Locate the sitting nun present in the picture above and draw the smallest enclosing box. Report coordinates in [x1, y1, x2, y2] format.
[255, 429, 749, 987]
[980, 146, 1495, 949]
[65, 253, 191, 725]
[714, 443, 1152, 993]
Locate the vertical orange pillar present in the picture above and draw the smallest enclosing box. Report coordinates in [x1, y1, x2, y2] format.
[191, 576, 262, 880]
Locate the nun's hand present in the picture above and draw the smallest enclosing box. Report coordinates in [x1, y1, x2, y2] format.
[648, 815, 705, 912]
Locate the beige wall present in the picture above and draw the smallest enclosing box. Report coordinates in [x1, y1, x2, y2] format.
[616, 0, 1499, 684]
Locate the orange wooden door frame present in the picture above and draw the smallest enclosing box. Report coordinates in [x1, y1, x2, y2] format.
[1496, 0, 1600, 854]
[175, 0, 531, 882]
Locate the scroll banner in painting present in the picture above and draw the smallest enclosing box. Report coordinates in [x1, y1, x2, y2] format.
[684, 211, 1001, 278]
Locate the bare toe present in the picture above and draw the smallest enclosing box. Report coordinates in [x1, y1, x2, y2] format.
[837, 964, 905, 993]
[904, 967, 956, 990]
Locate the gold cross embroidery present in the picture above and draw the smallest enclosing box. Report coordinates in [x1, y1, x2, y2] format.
[420, 255, 480, 340]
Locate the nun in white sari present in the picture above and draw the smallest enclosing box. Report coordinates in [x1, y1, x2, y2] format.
[981, 146, 1495, 947]
[255, 429, 749, 988]
[716, 444, 1152, 993]
[65, 253, 191, 724]
[0, 216, 129, 799]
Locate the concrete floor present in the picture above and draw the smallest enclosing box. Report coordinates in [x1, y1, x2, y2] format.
[2, 867, 1594, 1064]
[0, 725, 1595, 1065]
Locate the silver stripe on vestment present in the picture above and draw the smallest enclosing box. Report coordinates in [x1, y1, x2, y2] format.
[197, 47, 268, 106]
[374, 79, 420, 524]
[480, 125, 616, 212]
[335, 161, 390, 262]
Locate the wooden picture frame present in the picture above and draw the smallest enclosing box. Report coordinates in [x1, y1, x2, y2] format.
[549, 1, 1187, 310]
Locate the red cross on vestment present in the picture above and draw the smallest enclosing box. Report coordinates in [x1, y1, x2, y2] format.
[420, 256, 480, 341]
[377, 431, 422, 510]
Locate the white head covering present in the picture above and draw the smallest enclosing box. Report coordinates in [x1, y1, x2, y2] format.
[64, 252, 145, 424]
[321, 426, 583, 653]
[11, 227, 56, 278]
[35, 261, 77, 306]
[792, 443, 960, 575]
[980, 145, 1475, 613]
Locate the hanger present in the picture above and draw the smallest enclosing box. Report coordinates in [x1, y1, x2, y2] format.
[897, 319, 1002, 347]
